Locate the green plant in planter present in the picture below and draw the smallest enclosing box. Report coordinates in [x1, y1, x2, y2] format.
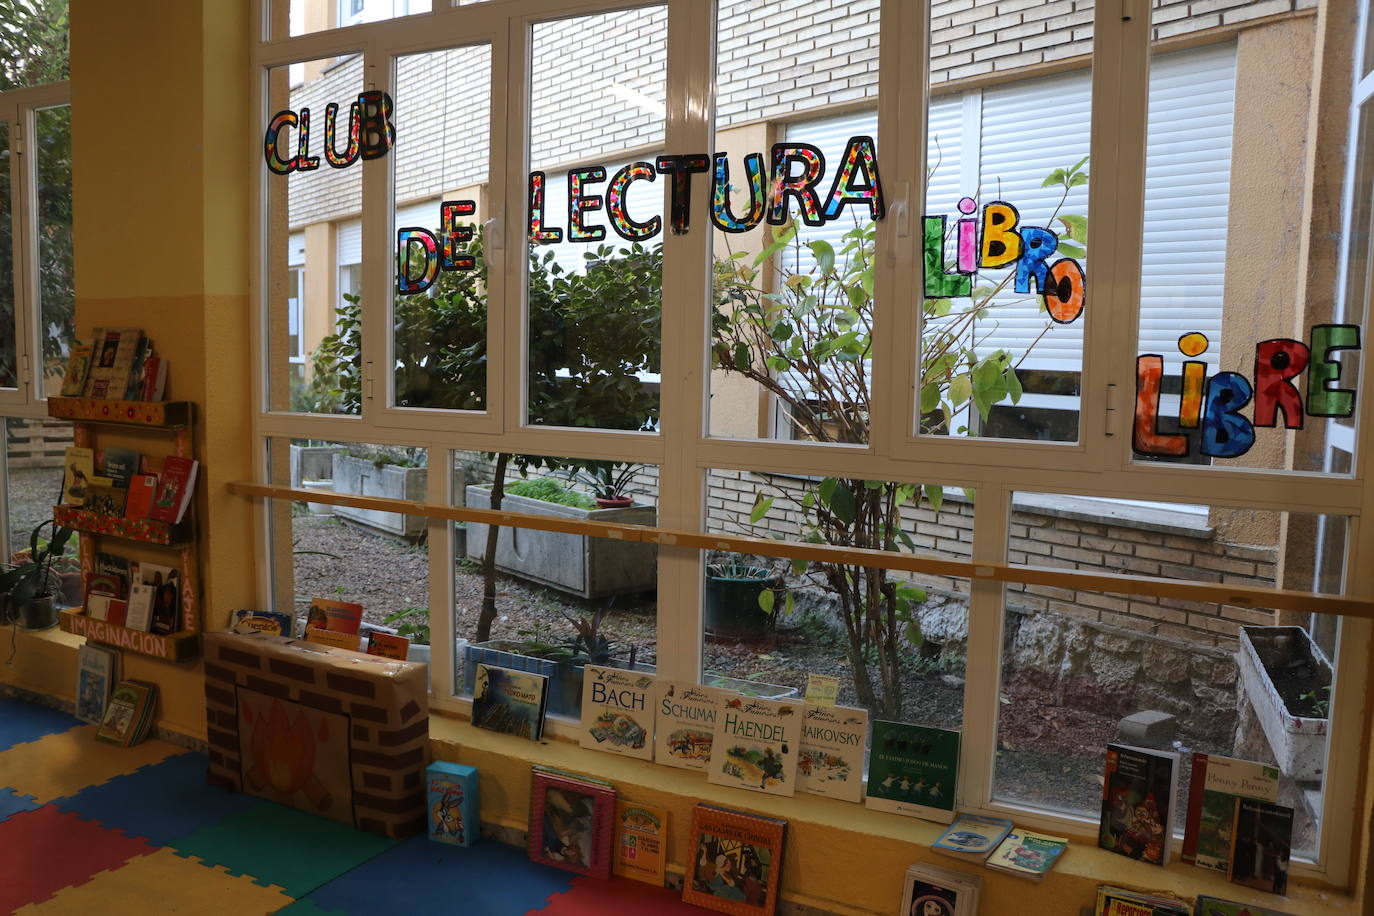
[1, 520, 75, 628]
[381, 606, 431, 646]
[503, 477, 595, 509]
[557, 460, 645, 504]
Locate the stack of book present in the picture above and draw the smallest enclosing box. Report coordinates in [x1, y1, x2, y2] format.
[95, 679, 159, 746]
[62, 446, 198, 526]
[60, 328, 168, 401]
[83, 551, 182, 635]
[931, 814, 1070, 883]
[1095, 886, 1191, 915]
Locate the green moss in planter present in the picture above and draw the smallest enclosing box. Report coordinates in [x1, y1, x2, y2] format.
[503, 477, 595, 509]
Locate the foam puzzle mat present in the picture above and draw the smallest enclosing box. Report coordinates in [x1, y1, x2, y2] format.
[0, 695, 705, 914]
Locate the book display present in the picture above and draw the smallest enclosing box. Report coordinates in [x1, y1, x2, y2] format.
[579, 665, 656, 760]
[427, 761, 479, 847]
[899, 861, 981, 916]
[1099, 743, 1181, 866]
[613, 800, 668, 886]
[1182, 753, 1281, 873]
[864, 721, 960, 822]
[683, 803, 787, 916]
[528, 768, 616, 879]
[707, 696, 804, 797]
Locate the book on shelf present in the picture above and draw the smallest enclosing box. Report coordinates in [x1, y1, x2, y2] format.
[471, 663, 549, 741]
[1099, 743, 1181, 866]
[931, 813, 1015, 861]
[89, 552, 130, 599]
[305, 596, 363, 635]
[87, 594, 129, 626]
[137, 563, 181, 635]
[150, 455, 198, 524]
[74, 643, 118, 725]
[62, 447, 95, 505]
[59, 344, 94, 397]
[613, 800, 668, 886]
[707, 695, 804, 797]
[304, 626, 361, 651]
[1094, 885, 1191, 915]
[899, 861, 982, 916]
[125, 474, 157, 519]
[528, 768, 617, 879]
[364, 631, 410, 659]
[1195, 895, 1297, 916]
[1227, 798, 1293, 896]
[682, 803, 788, 916]
[653, 680, 734, 771]
[1182, 752, 1281, 872]
[579, 664, 656, 760]
[140, 356, 168, 401]
[84, 484, 127, 519]
[124, 338, 153, 400]
[426, 761, 479, 847]
[95, 679, 158, 746]
[795, 703, 868, 803]
[231, 609, 294, 637]
[985, 828, 1069, 882]
[124, 582, 156, 632]
[83, 328, 143, 400]
[863, 721, 961, 823]
[102, 447, 140, 488]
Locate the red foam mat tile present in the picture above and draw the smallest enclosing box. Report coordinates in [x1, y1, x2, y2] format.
[534, 875, 708, 915]
[0, 804, 157, 911]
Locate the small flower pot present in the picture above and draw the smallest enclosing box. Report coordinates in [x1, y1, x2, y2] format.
[593, 496, 634, 509]
[18, 594, 58, 631]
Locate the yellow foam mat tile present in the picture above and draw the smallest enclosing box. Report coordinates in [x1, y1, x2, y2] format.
[0, 726, 182, 804]
[15, 847, 294, 915]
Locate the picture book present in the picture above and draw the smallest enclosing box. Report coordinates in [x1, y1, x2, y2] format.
[84, 484, 127, 518]
[796, 703, 868, 803]
[62, 447, 94, 505]
[365, 631, 410, 659]
[426, 760, 479, 847]
[863, 721, 960, 822]
[86, 595, 128, 626]
[124, 582, 155, 632]
[141, 356, 168, 401]
[1182, 752, 1281, 872]
[150, 455, 198, 524]
[306, 597, 364, 635]
[89, 551, 130, 599]
[1227, 798, 1293, 895]
[707, 695, 804, 797]
[899, 861, 982, 916]
[1095, 886, 1191, 915]
[75, 643, 117, 725]
[985, 829, 1068, 882]
[654, 680, 733, 771]
[102, 447, 140, 488]
[137, 563, 181, 635]
[123, 337, 153, 400]
[84, 328, 143, 399]
[125, 474, 157, 519]
[59, 344, 93, 397]
[683, 803, 787, 916]
[95, 679, 158, 747]
[1099, 743, 1180, 866]
[304, 626, 362, 651]
[579, 665, 656, 760]
[1195, 895, 1297, 916]
[531, 764, 614, 789]
[931, 813, 1015, 861]
[528, 770, 616, 879]
[231, 609, 294, 637]
[471, 663, 549, 741]
[803, 673, 839, 706]
[614, 800, 668, 886]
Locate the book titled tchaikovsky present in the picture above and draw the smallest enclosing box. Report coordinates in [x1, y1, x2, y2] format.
[579, 665, 656, 760]
[864, 721, 960, 823]
[796, 703, 868, 803]
[654, 680, 734, 771]
[707, 696, 803, 797]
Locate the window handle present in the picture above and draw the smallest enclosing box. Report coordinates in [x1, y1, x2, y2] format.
[484, 216, 503, 251]
[891, 181, 911, 239]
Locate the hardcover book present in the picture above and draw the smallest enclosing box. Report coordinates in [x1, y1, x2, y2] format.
[123, 337, 153, 400]
[707, 696, 804, 797]
[1182, 753, 1281, 872]
[986, 829, 1068, 882]
[84, 484, 127, 518]
[141, 356, 168, 401]
[124, 582, 155, 632]
[1099, 743, 1181, 866]
[150, 455, 198, 523]
[1227, 798, 1293, 895]
[863, 721, 960, 822]
[654, 680, 733, 771]
[59, 344, 93, 397]
[613, 800, 668, 886]
[62, 447, 95, 505]
[899, 861, 982, 916]
[305, 597, 364, 635]
[95, 679, 158, 747]
[84, 328, 143, 399]
[683, 803, 787, 916]
[528, 770, 616, 879]
[471, 663, 549, 741]
[230, 609, 294, 637]
[1195, 895, 1297, 916]
[427, 760, 479, 847]
[931, 813, 1015, 861]
[124, 474, 157, 519]
[102, 447, 140, 488]
[1095, 886, 1191, 915]
[89, 552, 130, 599]
[796, 703, 868, 803]
[138, 564, 181, 635]
[365, 631, 410, 659]
[579, 665, 655, 760]
[87, 595, 128, 627]
[75, 643, 118, 725]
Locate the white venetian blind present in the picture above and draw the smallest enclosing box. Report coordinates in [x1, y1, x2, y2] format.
[782, 110, 879, 280]
[531, 159, 665, 276]
[337, 218, 361, 267]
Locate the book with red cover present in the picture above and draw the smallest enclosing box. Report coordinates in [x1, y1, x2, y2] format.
[306, 597, 364, 635]
[125, 474, 157, 519]
[683, 803, 788, 916]
[141, 356, 167, 401]
[365, 631, 410, 660]
[150, 456, 198, 523]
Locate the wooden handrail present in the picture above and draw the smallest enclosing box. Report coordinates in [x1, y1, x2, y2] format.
[228, 480, 1374, 619]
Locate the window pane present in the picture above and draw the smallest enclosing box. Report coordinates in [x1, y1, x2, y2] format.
[277, 0, 436, 38]
[35, 105, 74, 398]
[6, 417, 82, 607]
[265, 56, 364, 414]
[709, 1, 880, 445]
[0, 2, 68, 89]
[392, 44, 491, 411]
[454, 452, 658, 717]
[0, 121, 16, 389]
[526, 9, 664, 432]
[704, 469, 969, 728]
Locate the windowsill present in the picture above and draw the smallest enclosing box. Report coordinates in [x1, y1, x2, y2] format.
[432, 711, 1356, 915]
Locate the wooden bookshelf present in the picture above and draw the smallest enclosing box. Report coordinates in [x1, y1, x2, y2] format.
[58, 609, 201, 662]
[53, 505, 192, 547]
[47, 397, 190, 428]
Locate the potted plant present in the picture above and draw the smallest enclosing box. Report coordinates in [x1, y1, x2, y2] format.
[561, 460, 645, 509]
[1, 520, 76, 630]
[1236, 625, 1331, 782]
[704, 562, 779, 641]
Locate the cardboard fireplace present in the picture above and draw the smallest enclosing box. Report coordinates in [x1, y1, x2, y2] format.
[203, 631, 429, 838]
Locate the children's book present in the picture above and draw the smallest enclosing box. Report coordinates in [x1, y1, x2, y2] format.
[614, 800, 668, 886]
[683, 803, 787, 916]
[75, 643, 118, 725]
[1099, 743, 1181, 866]
[124, 582, 155, 632]
[986, 829, 1068, 882]
[96, 679, 158, 746]
[138, 564, 181, 635]
[426, 761, 479, 847]
[1095, 886, 1191, 915]
[863, 721, 960, 822]
[931, 813, 1015, 861]
[150, 455, 198, 523]
[62, 446, 95, 505]
[89, 552, 130, 599]
[123, 338, 153, 400]
[803, 673, 839, 706]
[1182, 752, 1281, 872]
[654, 680, 733, 771]
[1195, 895, 1297, 916]
[102, 447, 140, 488]
[124, 474, 157, 519]
[84, 328, 143, 399]
[796, 703, 868, 803]
[579, 665, 656, 760]
[87, 595, 128, 626]
[707, 696, 804, 797]
[231, 609, 294, 637]
[1227, 798, 1293, 896]
[305, 597, 364, 635]
[471, 663, 549, 741]
[59, 344, 93, 397]
[141, 356, 168, 401]
[304, 627, 362, 650]
[528, 769, 616, 879]
[365, 631, 410, 660]
[84, 484, 127, 518]
[899, 861, 982, 916]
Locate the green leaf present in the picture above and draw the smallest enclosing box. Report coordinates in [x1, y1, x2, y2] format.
[1005, 365, 1023, 404]
[758, 589, 775, 614]
[1057, 240, 1086, 258]
[766, 355, 790, 371]
[1069, 171, 1089, 187]
[1041, 168, 1067, 188]
[962, 487, 977, 503]
[829, 483, 856, 524]
[750, 496, 775, 524]
[784, 592, 795, 616]
[920, 383, 940, 414]
[809, 239, 835, 274]
[790, 557, 807, 575]
[925, 484, 945, 514]
[818, 477, 838, 503]
[948, 374, 972, 407]
[733, 342, 750, 370]
[1057, 213, 1087, 241]
[770, 321, 793, 342]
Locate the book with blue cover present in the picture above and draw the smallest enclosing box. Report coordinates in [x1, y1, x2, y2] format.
[931, 813, 1014, 861]
[427, 761, 479, 847]
[471, 663, 549, 741]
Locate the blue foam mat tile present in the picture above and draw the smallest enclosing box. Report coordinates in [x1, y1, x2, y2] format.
[302, 835, 574, 916]
[0, 696, 80, 751]
[270, 900, 345, 915]
[0, 787, 40, 823]
[52, 751, 259, 846]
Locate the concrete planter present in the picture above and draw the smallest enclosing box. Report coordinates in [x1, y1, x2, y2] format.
[1237, 626, 1330, 782]
[333, 454, 427, 539]
[464, 486, 656, 599]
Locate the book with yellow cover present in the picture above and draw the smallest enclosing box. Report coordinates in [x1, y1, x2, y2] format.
[613, 800, 668, 886]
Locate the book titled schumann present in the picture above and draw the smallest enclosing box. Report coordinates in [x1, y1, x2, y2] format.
[655, 680, 734, 771]
[707, 696, 803, 797]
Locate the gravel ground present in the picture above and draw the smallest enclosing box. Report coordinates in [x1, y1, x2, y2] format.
[9, 466, 65, 552]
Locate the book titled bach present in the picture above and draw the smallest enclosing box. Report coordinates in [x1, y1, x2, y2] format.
[707, 696, 803, 797]
[1182, 752, 1281, 872]
[683, 803, 787, 916]
[426, 761, 478, 847]
[1099, 743, 1181, 866]
[796, 703, 868, 803]
[579, 665, 655, 760]
[471, 663, 549, 741]
[654, 680, 733, 771]
[863, 721, 960, 822]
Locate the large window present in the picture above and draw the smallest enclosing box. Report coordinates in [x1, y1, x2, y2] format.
[253, 0, 1374, 886]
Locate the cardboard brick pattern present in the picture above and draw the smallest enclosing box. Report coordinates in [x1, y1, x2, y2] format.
[203, 631, 429, 838]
